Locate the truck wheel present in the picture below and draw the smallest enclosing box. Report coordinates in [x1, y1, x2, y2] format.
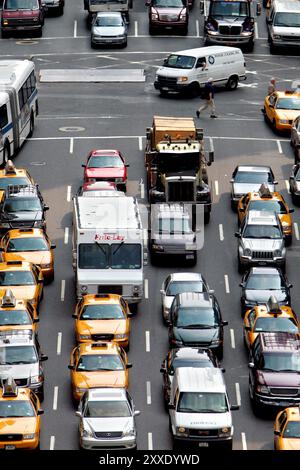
[226, 75, 238, 91]
[204, 212, 210, 224]
[36, 28, 43, 38]
[28, 114, 34, 138]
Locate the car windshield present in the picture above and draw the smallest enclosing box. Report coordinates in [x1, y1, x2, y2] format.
[76, 354, 124, 371]
[276, 98, 300, 111]
[234, 171, 272, 184]
[156, 218, 192, 234]
[79, 243, 141, 270]
[164, 55, 196, 70]
[283, 421, 300, 439]
[254, 318, 298, 334]
[79, 244, 109, 269]
[274, 12, 300, 28]
[5, 0, 39, 10]
[0, 400, 35, 418]
[166, 280, 206, 296]
[111, 244, 141, 269]
[210, 1, 249, 17]
[4, 198, 42, 213]
[87, 155, 123, 168]
[0, 345, 37, 364]
[176, 307, 217, 328]
[170, 357, 213, 373]
[0, 309, 31, 326]
[85, 400, 131, 417]
[7, 237, 48, 252]
[177, 392, 228, 413]
[262, 352, 300, 372]
[95, 16, 123, 27]
[0, 271, 35, 286]
[248, 200, 286, 214]
[245, 273, 285, 290]
[243, 224, 282, 239]
[0, 177, 31, 190]
[80, 304, 125, 320]
[153, 0, 185, 7]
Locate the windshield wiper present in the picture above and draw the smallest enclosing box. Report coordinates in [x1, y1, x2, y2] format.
[95, 241, 106, 256]
[112, 241, 124, 256]
[180, 324, 212, 329]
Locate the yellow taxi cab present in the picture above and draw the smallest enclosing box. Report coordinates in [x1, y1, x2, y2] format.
[0, 377, 43, 450]
[0, 288, 39, 334]
[0, 261, 43, 311]
[68, 341, 132, 402]
[274, 407, 300, 450]
[237, 185, 294, 244]
[73, 294, 131, 350]
[243, 296, 300, 350]
[263, 90, 300, 132]
[0, 229, 56, 283]
[0, 161, 34, 194]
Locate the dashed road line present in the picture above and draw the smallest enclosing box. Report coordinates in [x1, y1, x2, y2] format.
[214, 180, 219, 196]
[134, 21, 138, 37]
[241, 432, 247, 450]
[235, 382, 241, 407]
[67, 185, 72, 202]
[61, 280, 65, 301]
[69, 137, 74, 154]
[146, 381, 151, 405]
[74, 20, 77, 38]
[144, 278, 149, 299]
[138, 136, 143, 151]
[50, 436, 55, 450]
[276, 140, 283, 154]
[143, 228, 148, 244]
[145, 331, 150, 352]
[294, 222, 299, 240]
[219, 223, 224, 241]
[53, 386, 59, 411]
[140, 179, 145, 199]
[64, 227, 69, 244]
[224, 274, 230, 293]
[230, 329, 236, 349]
[148, 432, 153, 450]
[254, 22, 259, 39]
[196, 20, 199, 37]
[57, 332, 62, 355]
[285, 180, 290, 194]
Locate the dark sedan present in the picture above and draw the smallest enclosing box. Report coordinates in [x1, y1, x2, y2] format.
[289, 164, 300, 205]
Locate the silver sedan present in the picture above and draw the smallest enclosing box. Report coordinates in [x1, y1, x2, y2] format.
[91, 12, 128, 48]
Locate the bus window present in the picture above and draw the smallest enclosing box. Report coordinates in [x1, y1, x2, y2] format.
[0, 105, 8, 129]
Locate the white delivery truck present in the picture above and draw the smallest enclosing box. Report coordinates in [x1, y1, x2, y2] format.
[72, 192, 145, 304]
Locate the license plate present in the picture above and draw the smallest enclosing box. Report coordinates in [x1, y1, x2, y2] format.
[162, 87, 169, 91]
[198, 442, 209, 447]
[258, 262, 267, 266]
[5, 445, 15, 450]
[186, 255, 194, 259]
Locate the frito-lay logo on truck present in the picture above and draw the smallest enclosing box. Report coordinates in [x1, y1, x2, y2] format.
[95, 233, 125, 241]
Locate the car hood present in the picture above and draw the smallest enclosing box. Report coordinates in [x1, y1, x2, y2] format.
[233, 183, 275, 196]
[5, 211, 43, 222]
[0, 418, 37, 434]
[3, 252, 51, 265]
[152, 7, 183, 15]
[157, 66, 190, 78]
[175, 411, 232, 429]
[77, 320, 127, 335]
[244, 289, 288, 304]
[0, 363, 38, 380]
[152, 234, 195, 245]
[75, 371, 127, 388]
[92, 26, 125, 36]
[85, 168, 125, 179]
[275, 110, 300, 121]
[174, 327, 219, 343]
[280, 439, 300, 450]
[258, 370, 300, 387]
[83, 416, 133, 433]
[243, 239, 283, 250]
[216, 17, 244, 26]
[273, 26, 300, 37]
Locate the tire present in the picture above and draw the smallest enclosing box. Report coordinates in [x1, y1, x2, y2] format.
[58, 5, 64, 15]
[1, 30, 9, 39]
[159, 89, 168, 97]
[122, 39, 127, 48]
[149, 25, 155, 35]
[216, 345, 223, 361]
[244, 41, 254, 53]
[226, 75, 238, 91]
[90, 40, 96, 49]
[2, 143, 10, 166]
[38, 387, 44, 402]
[36, 28, 43, 38]
[28, 114, 34, 138]
[238, 256, 244, 274]
[204, 211, 210, 224]
[189, 82, 200, 98]
[270, 41, 276, 54]
[181, 26, 188, 36]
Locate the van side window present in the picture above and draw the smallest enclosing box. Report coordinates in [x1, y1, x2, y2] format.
[0, 105, 8, 129]
[196, 57, 206, 69]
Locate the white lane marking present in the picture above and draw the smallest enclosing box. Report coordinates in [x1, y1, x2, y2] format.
[254, 22, 259, 39]
[143, 228, 148, 244]
[214, 180, 219, 196]
[196, 20, 199, 37]
[69, 137, 74, 154]
[53, 386, 59, 410]
[209, 136, 214, 152]
[294, 222, 299, 240]
[235, 382, 241, 407]
[219, 223, 224, 241]
[144, 278, 149, 299]
[67, 185, 72, 202]
[276, 140, 282, 154]
[74, 20, 77, 38]
[224, 274, 230, 293]
[146, 381, 151, 405]
[60, 280, 65, 301]
[145, 331, 150, 352]
[138, 136, 143, 151]
[148, 432, 153, 450]
[241, 432, 247, 450]
[134, 21, 138, 37]
[285, 180, 290, 194]
[64, 227, 69, 244]
[140, 179, 145, 199]
[230, 329, 236, 349]
[57, 332, 62, 355]
[50, 436, 55, 450]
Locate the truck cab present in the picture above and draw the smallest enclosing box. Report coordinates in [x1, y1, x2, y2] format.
[1, 0, 46, 38]
[84, 0, 133, 23]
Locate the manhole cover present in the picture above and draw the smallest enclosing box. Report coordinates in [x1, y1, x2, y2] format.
[30, 162, 46, 166]
[16, 40, 39, 45]
[59, 126, 85, 132]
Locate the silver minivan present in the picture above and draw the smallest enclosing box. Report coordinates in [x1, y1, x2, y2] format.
[267, 0, 300, 53]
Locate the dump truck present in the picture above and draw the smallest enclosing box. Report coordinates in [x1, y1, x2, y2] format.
[145, 116, 214, 224]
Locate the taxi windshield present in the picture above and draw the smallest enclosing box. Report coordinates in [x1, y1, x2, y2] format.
[283, 421, 300, 439]
[166, 280, 206, 296]
[243, 225, 282, 239]
[0, 271, 35, 286]
[87, 155, 123, 168]
[0, 345, 37, 365]
[248, 200, 286, 214]
[0, 177, 30, 190]
[276, 98, 300, 111]
[0, 309, 31, 326]
[76, 354, 124, 371]
[245, 273, 284, 290]
[7, 237, 48, 252]
[0, 400, 35, 418]
[164, 55, 196, 69]
[4, 198, 42, 213]
[85, 400, 131, 417]
[80, 304, 125, 320]
[254, 317, 298, 334]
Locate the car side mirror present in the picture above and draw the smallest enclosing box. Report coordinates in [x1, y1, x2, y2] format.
[37, 409, 44, 415]
[222, 320, 228, 326]
[288, 283, 293, 288]
[72, 314, 77, 319]
[75, 411, 82, 417]
[33, 318, 40, 323]
[160, 289, 165, 294]
[44, 205, 49, 211]
[239, 208, 245, 212]
[208, 289, 215, 294]
[273, 180, 278, 184]
[160, 366, 166, 373]
[125, 164, 130, 168]
[274, 430, 280, 436]
[230, 404, 239, 411]
[168, 403, 175, 410]
[134, 410, 141, 416]
[38, 277, 44, 284]
[221, 367, 226, 373]
[269, 104, 274, 109]
[163, 58, 168, 65]
[50, 243, 56, 249]
[289, 208, 294, 213]
[235, 232, 241, 238]
[68, 364, 75, 370]
[127, 363, 133, 369]
[127, 311, 134, 317]
[81, 164, 86, 168]
[239, 282, 245, 288]
[41, 354, 48, 361]
[248, 362, 254, 369]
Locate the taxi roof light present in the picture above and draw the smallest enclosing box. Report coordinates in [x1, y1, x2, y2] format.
[6, 261, 23, 266]
[91, 342, 109, 348]
[258, 184, 272, 199]
[2, 377, 18, 397]
[267, 295, 281, 316]
[1, 288, 16, 308]
[95, 294, 110, 299]
[4, 160, 17, 175]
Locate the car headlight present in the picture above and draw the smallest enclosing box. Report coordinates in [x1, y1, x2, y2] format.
[152, 244, 164, 251]
[3, 20, 9, 25]
[0, 223, 10, 228]
[23, 433, 36, 440]
[123, 427, 135, 437]
[176, 427, 188, 437]
[207, 30, 218, 35]
[115, 334, 127, 339]
[211, 339, 220, 345]
[219, 427, 231, 438]
[244, 248, 251, 257]
[179, 13, 186, 20]
[273, 35, 281, 39]
[82, 428, 93, 438]
[186, 243, 197, 250]
[241, 31, 252, 36]
[30, 375, 42, 384]
[256, 384, 269, 394]
[79, 334, 90, 340]
[81, 285, 87, 293]
[40, 263, 51, 269]
[75, 387, 87, 393]
[177, 76, 188, 83]
[151, 13, 158, 20]
[279, 119, 289, 124]
[274, 249, 282, 257]
[34, 221, 42, 227]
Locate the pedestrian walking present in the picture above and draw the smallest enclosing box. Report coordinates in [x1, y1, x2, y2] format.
[196, 78, 217, 119]
[267, 77, 276, 95]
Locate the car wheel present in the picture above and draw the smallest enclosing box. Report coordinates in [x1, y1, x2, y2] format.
[181, 26, 188, 36]
[122, 40, 127, 48]
[159, 89, 168, 97]
[149, 25, 155, 35]
[226, 75, 238, 91]
[189, 82, 200, 98]
[204, 211, 210, 224]
[238, 257, 244, 274]
[38, 387, 44, 402]
[270, 41, 276, 54]
[1, 30, 9, 39]
[90, 40, 96, 49]
[28, 114, 34, 138]
[244, 40, 254, 53]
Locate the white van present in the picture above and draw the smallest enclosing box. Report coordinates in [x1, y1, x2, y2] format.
[154, 46, 246, 96]
[267, 0, 300, 53]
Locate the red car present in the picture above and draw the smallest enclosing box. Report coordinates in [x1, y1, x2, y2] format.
[82, 150, 129, 192]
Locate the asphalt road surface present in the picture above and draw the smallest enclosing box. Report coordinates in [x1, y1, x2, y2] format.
[1, 0, 300, 451]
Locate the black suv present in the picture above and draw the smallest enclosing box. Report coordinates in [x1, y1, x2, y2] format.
[248, 332, 300, 415]
[43, 0, 64, 15]
[167, 292, 228, 359]
[0, 185, 49, 232]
